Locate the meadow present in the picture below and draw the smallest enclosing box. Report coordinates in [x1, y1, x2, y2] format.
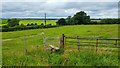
[0, 19, 57, 26]
[19, 20, 57, 25]
[91, 19, 101, 22]
[0, 19, 8, 26]
[2, 24, 119, 66]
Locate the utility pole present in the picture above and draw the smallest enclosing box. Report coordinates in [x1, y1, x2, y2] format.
[44, 13, 46, 26]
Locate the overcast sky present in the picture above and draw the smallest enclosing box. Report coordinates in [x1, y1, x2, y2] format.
[1, 1, 119, 19]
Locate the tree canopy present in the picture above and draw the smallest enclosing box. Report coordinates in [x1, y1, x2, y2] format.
[56, 11, 90, 25]
[8, 18, 19, 27]
[72, 11, 90, 24]
[56, 18, 66, 25]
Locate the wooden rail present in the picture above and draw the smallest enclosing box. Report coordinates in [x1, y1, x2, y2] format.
[65, 36, 120, 40]
[41, 32, 60, 48]
[61, 34, 120, 52]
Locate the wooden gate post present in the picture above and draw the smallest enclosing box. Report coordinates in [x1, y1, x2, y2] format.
[77, 36, 80, 51]
[96, 39, 98, 52]
[60, 34, 65, 49]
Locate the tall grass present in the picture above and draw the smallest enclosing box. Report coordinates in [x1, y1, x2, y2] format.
[2, 45, 118, 66]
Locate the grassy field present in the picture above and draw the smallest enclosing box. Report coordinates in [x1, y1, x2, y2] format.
[1, 19, 8, 24]
[2, 24, 119, 66]
[0, 19, 57, 26]
[91, 20, 101, 22]
[19, 20, 57, 25]
[0, 19, 8, 26]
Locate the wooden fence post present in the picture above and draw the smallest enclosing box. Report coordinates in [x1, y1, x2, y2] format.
[41, 32, 46, 47]
[60, 34, 65, 49]
[96, 39, 98, 52]
[115, 40, 117, 46]
[77, 36, 80, 51]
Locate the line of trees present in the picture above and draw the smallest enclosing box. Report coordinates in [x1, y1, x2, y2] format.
[56, 11, 119, 25]
[100, 18, 119, 24]
[56, 11, 90, 25]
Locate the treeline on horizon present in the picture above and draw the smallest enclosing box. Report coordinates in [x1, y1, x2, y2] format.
[1, 18, 118, 21]
[1, 11, 120, 32]
[56, 11, 119, 25]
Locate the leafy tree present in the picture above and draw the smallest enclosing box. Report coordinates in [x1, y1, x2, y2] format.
[56, 18, 66, 25]
[8, 18, 19, 27]
[72, 11, 90, 24]
[66, 16, 71, 25]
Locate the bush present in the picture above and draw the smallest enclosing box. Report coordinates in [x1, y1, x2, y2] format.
[35, 23, 37, 25]
[45, 24, 52, 28]
[27, 23, 30, 26]
[40, 23, 44, 28]
[2, 25, 9, 28]
[30, 23, 34, 26]
[20, 24, 25, 27]
[101, 18, 119, 24]
[56, 18, 66, 25]
[8, 18, 19, 27]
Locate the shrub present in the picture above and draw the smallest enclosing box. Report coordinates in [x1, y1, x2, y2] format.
[35, 23, 37, 25]
[8, 18, 19, 27]
[30, 23, 34, 26]
[27, 23, 30, 26]
[45, 24, 52, 28]
[20, 24, 25, 26]
[56, 18, 66, 25]
[2, 25, 9, 28]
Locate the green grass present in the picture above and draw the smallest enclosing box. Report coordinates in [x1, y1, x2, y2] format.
[2, 24, 119, 66]
[0, 19, 8, 26]
[19, 20, 57, 25]
[91, 20, 101, 22]
[1, 19, 8, 24]
[1, 19, 57, 26]
[2, 46, 118, 66]
[2, 24, 118, 39]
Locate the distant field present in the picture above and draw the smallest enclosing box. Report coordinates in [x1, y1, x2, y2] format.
[1, 19, 8, 24]
[91, 20, 101, 22]
[1, 19, 57, 26]
[19, 20, 57, 25]
[0, 19, 8, 26]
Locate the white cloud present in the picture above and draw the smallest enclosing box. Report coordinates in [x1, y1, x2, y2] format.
[1, 2, 118, 18]
[1, 0, 120, 2]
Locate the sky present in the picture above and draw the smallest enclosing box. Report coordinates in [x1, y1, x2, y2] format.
[1, 0, 120, 19]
